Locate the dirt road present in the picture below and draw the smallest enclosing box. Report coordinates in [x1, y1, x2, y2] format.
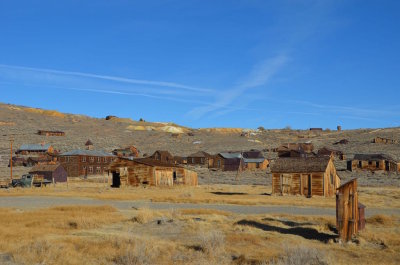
[1, 196, 399, 217]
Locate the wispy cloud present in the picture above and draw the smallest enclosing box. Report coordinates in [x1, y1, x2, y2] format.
[0, 64, 212, 93]
[187, 54, 288, 119]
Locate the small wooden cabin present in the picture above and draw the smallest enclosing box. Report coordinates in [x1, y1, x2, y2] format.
[336, 179, 365, 241]
[108, 157, 198, 187]
[372, 137, 398, 144]
[187, 151, 213, 167]
[271, 157, 340, 197]
[317, 147, 346, 160]
[29, 163, 67, 183]
[348, 154, 398, 172]
[242, 150, 268, 170]
[274, 143, 314, 158]
[112, 146, 140, 157]
[149, 150, 174, 164]
[211, 152, 243, 171]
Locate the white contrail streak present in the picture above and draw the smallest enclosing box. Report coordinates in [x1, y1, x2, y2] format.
[0, 64, 212, 93]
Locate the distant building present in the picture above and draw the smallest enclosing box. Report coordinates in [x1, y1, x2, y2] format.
[29, 163, 67, 183]
[187, 151, 214, 167]
[112, 146, 140, 158]
[317, 147, 346, 160]
[37, 130, 65, 136]
[372, 137, 398, 144]
[348, 154, 398, 172]
[148, 150, 174, 164]
[242, 150, 269, 170]
[270, 157, 340, 197]
[85, 140, 94, 150]
[16, 144, 54, 155]
[211, 152, 243, 171]
[274, 143, 315, 158]
[58, 150, 115, 177]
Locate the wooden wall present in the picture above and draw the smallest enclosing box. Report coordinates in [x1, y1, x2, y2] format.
[245, 160, 269, 170]
[336, 179, 359, 241]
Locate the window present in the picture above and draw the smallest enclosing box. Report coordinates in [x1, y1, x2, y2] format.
[330, 173, 334, 185]
[96, 166, 101, 173]
[200, 158, 205, 164]
[376, 161, 379, 167]
[82, 156, 86, 162]
[192, 158, 195, 164]
[103, 157, 107, 163]
[256, 163, 260, 168]
[89, 157, 94, 163]
[217, 160, 221, 167]
[88, 166, 93, 173]
[358, 161, 362, 168]
[104, 167, 108, 172]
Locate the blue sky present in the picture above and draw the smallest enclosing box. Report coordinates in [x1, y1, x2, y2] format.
[0, 0, 399, 129]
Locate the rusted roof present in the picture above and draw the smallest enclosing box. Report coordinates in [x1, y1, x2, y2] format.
[353, 154, 395, 162]
[30, 163, 62, 172]
[270, 157, 331, 173]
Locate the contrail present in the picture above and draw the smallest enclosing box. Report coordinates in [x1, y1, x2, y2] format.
[0, 64, 212, 93]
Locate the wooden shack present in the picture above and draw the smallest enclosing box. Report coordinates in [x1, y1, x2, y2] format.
[274, 143, 314, 158]
[37, 130, 65, 136]
[149, 150, 174, 164]
[348, 154, 398, 172]
[372, 137, 398, 144]
[336, 179, 365, 241]
[242, 150, 268, 170]
[29, 163, 67, 183]
[108, 157, 198, 187]
[317, 147, 346, 160]
[187, 151, 213, 167]
[270, 157, 340, 197]
[211, 152, 243, 171]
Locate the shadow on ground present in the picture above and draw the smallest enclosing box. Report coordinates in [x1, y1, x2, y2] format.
[236, 219, 336, 243]
[210, 192, 248, 196]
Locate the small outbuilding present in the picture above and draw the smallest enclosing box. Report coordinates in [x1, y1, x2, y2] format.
[108, 157, 198, 187]
[372, 137, 398, 144]
[242, 150, 269, 170]
[187, 151, 214, 167]
[29, 163, 67, 183]
[211, 152, 243, 171]
[318, 147, 346, 160]
[37, 130, 65, 136]
[271, 157, 340, 197]
[149, 150, 174, 164]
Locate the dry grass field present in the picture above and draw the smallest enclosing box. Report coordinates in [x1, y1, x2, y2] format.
[0, 205, 399, 265]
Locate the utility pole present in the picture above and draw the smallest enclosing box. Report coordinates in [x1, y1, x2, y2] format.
[10, 138, 14, 182]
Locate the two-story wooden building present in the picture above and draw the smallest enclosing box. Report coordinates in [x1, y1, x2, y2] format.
[58, 150, 115, 177]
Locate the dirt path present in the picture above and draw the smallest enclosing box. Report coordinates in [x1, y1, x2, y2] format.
[0, 196, 399, 217]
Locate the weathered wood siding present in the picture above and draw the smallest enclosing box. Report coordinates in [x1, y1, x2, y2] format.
[245, 160, 269, 170]
[336, 179, 359, 241]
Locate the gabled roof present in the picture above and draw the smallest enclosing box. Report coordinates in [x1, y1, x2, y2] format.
[59, 150, 115, 157]
[318, 147, 344, 156]
[187, 151, 211, 158]
[219, 152, 242, 159]
[112, 157, 182, 168]
[242, 150, 264, 159]
[270, 157, 331, 173]
[243, 158, 265, 163]
[152, 150, 173, 157]
[85, 139, 93, 146]
[19, 144, 51, 151]
[353, 154, 395, 162]
[30, 163, 62, 172]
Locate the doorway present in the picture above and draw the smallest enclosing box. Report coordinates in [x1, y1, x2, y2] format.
[307, 175, 312, 197]
[112, 172, 121, 188]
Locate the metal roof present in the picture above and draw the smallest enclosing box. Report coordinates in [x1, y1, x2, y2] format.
[19, 144, 51, 151]
[59, 149, 115, 157]
[353, 154, 395, 162]
[243, 158, 265, 163]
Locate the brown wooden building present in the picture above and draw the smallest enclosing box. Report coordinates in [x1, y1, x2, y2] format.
[274, 143, 315, 158]
[372, 137, 398, 144]
[29, 163, 67, 183]
[16, 144, 54, 155]
[348, 154, 398, 172]
[242, 150, 269, 170]
[271, 157, 340, 197]
[148, 150, 174, 164]
[37, 130, 65, 136]
[108, 157, 198, 187]
[187, 151, 213, 167]
[58, 150, 115, 177]
[112, 146, 140, 158]
[317, 147, 346, 160]
[211, 152, 243, 171]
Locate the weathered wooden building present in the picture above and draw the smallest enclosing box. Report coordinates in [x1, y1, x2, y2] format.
[37, 130, 65, 136]
[148, 150, 174, 164]
[16, 144, 54, 155]
[336, 178, 365, 241]
[211, 152, 243, 171]
[108, 157, 198, 187]
[348, 154, 398, 172]
[26, 156, 52, 167]
[29, 163, 67, 183]
[274, 143, 315, 158]
[242, 150, 269, 170]
[112, 146, 140, 158]
[173, 156, 187, 165]
[187, 151, 213, 167]
[372, 137, 398, 144]
[271, 157, 340, 197]
[58, 150, 115, 177]
[317, 147, 346, 160]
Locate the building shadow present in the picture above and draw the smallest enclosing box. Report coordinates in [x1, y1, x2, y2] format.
[236, 220, 336, 243]
[210, 192, 247, 196]
[261, 217, 314, 227]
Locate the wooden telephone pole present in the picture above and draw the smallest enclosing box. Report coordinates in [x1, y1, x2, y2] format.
[10, 138, 14, 182]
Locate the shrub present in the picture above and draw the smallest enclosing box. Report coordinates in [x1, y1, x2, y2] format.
[269, 246, 329, 265]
